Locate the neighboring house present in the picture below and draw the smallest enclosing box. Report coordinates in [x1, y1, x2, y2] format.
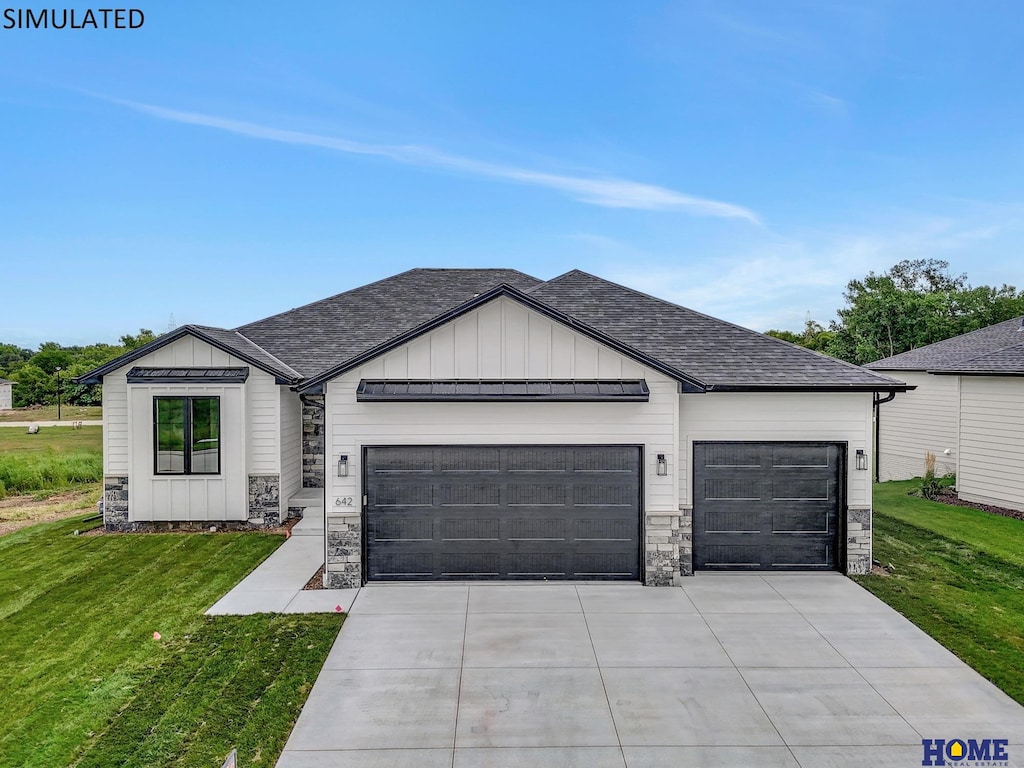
[78, 268, 907, 587]
[0, 378, 12, 410]
[868, 317, 1024, 511]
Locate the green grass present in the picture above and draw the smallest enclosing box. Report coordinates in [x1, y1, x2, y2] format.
[0, 515, 343, 767]
[856, 480, 1024, 705]
[0, 427, 103, 497]
[0, 405, 102, 422]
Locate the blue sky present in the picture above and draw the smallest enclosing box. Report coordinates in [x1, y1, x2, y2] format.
[2, 1, 1022, 347]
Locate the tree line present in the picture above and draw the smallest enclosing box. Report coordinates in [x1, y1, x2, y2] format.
[765, 259, 1024, 365]
[0, 329, 156, 408]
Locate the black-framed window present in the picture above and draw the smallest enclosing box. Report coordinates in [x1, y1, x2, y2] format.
[154, 396, 220, 475]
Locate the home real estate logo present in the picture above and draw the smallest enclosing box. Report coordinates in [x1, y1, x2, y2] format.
[922, 738, 1010, 766]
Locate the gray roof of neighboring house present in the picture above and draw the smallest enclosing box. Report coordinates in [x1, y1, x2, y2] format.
[237, 268, 542, 377]
[78, 267, 909, 391]
[866, 316, 1024, 374]
[0, 378, 13, 385]
[527, 270, 904, 390]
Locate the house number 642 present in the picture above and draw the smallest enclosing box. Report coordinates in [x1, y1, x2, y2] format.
[335, 497, 354, 507]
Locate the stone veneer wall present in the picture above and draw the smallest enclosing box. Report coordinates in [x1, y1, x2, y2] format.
[248, 474, 281, 526]
[678, 508, 693, 576]
[645, 513, 682, 586]
[846, 507, 872, 575]
[301, 395, 325, 488]
[103, 476, 130, 531]
[325, 513, 361, 588]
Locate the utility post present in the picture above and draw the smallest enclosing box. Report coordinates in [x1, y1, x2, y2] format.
[55, 366, 61, 421]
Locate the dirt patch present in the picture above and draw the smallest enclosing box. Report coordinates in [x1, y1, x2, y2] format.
[0, 488, 101, 536]
[303, 565, 326, 590]
[933, 490, 1024, 522]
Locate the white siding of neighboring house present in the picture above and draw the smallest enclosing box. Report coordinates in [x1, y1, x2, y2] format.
[873, 370, 959, 481]
[0, 383, 12, 410]
[678, 391, 875, 509]
[279, 388, 302, 506]
[103, 334, 283, 521]
[325, 297, 680, 516]
[957, 376, 1024, 512]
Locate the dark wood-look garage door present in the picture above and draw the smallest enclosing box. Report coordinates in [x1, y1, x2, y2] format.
[364, 445, 641, 581]
[693, 442, 842, 570]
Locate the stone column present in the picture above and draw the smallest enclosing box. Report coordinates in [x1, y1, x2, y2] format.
[325, 513, 361, 588]
[301, 395, 325, 488]
[644, 512, 682, 586]
[103, 476, 129, 531]
[247, 474, 281, 526]
[847, 507, 872, 575]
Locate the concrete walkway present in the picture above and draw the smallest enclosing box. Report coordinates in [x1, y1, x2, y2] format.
[276, 574, 1024, 768]
[206, 534, 358, 615]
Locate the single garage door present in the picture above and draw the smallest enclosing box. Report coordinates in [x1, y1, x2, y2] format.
[364, 445, 641, 581]
[693, 442, 842, 570]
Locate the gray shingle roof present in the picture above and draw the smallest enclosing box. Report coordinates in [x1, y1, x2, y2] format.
[866, 316, 1024, 373]
[236, 268, 541, 377]
[527, 270, 904, 390]
[81, 266, 908, 391]
[74, 324, 301, 385]
[0, 378, 13, 385]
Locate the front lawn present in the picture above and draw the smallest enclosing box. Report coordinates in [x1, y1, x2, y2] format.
[856, 480, 1024, 705]
[0, 516, 343, 767]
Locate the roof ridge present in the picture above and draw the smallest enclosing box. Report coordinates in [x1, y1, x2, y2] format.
[549, 270, 899, 383]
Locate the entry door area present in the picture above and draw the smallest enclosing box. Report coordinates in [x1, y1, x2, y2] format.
[364, 445, 642, 581]
[692, 442, 842, 570]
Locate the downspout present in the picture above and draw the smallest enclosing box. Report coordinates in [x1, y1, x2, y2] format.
[872, 391, 897, 483]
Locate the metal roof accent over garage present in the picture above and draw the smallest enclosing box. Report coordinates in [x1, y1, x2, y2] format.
[126, 366, 250, 384]
[356, 379, 651, 402]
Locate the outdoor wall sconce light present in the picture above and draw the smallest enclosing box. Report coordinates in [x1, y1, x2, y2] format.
[337, 454, 349, 477]
[855, 449, 868, 471]
[656, 453, 668, 476]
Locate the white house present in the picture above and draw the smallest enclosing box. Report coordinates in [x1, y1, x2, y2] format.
[0, 378, 13, 410]
[79, 268, 908, 587]
[868, 316, 1024, 511]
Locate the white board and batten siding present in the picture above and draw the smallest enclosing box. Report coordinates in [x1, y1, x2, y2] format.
[873, 369, 959, 481]
[957, 376, 1024, 512]
[325, 297, 680, 514]
[105, 334, 289, 521]
[678, 392, 875, 509]
[0, 382, 12, 410]
[279, 389, 302, 505]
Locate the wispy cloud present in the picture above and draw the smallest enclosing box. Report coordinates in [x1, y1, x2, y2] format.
[109, 98, 760, 223]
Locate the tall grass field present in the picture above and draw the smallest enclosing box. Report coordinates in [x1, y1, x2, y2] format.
[0, 426, 102, 498]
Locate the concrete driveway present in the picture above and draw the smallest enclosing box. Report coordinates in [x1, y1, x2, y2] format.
[277, 573, 1024, 768]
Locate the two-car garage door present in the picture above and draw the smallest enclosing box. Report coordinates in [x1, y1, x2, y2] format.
[364, 445, 641, 581]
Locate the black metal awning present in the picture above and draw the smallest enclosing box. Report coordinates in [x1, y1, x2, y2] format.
[126, 367, 250, 384]
[356, 379, 650, 402]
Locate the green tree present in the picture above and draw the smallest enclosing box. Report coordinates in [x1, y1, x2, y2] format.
[826, 259, 1024, 365]
[9, 364, 53, 407]
[765, 319, 835, 353]
[119, 329, 157, 350]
